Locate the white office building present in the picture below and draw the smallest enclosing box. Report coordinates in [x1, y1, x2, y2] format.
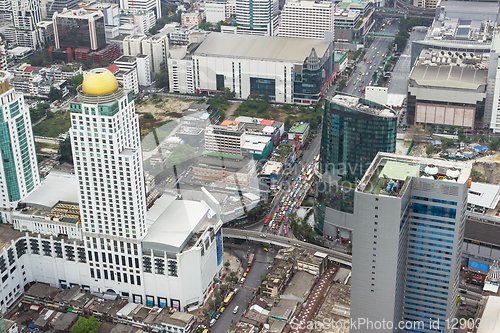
[0, 71, 40, 217]
[205, 0, 237, 24]
[279, 0, 335, 40]
[0, 70, 223, 313]
[352, 153, 470, 333]
[167, 33, 334, 104]
[205, 120, 246, 156]
[136, 54, 152, 86]
[1, 0, 44, 49]
[123, 34, 168, 78]
[141, 35, 168, 77]
[119, 0, 162, 20]
[113, 55, 151, 87]
[236, 0, 279, 36]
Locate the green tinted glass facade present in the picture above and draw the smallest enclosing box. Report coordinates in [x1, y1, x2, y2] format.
[0, 122, 20, 202]
[16, 116, 34, 193]
[315, 94, 397, 232]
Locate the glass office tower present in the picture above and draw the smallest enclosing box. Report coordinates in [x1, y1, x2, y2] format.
[315, 93, 397, 235]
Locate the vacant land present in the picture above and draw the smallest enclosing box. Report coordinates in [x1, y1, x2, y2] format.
[135, 95, 195, 138]
[33, 110, 71, 138]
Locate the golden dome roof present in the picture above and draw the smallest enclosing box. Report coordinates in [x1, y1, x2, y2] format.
[81, 68, 119, 96]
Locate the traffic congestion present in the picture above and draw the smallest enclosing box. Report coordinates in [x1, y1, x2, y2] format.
[263, 154, 320, 237]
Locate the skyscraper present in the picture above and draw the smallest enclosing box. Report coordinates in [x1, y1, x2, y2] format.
[352, 152, 470, 333]
[1, 0, 44, 49]
[0, 71, 40, 216]
[236, 0, 279, 36]
[279, 0, 335, 40]
[53, 8, 106, 51]
[70, 68, 146, 239]
[315, 93, 397, 237]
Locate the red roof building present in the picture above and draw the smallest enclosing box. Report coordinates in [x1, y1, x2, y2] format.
[260, 119, 274, 126]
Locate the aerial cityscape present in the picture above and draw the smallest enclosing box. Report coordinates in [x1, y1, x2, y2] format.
[0, 0, 500, 332]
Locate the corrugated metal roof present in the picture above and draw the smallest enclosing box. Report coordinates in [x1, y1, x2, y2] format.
[195, 33, 330, 63]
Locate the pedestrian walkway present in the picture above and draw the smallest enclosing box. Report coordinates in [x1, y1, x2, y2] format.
[290, 267, 337, 333]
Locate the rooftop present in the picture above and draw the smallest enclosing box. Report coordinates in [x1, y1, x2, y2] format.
[477, 296, 500, 333]
[289, 122, 310, 134]
[329, 94, 396, 117]
[410, 63, 487, 90]
[195, 33, 330, 63]
[358, 153, 472, 197]
[468, 182, 500, 210]
[261, 160, 283, 175]
[22, 171, 78, 210]
[142, 198, 210, 253]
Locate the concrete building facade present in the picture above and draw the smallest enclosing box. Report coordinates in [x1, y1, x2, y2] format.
[279, 0, 335, 40]
[352, 153, 470, 333]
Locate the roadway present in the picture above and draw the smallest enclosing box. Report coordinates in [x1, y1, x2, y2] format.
[223, 228, 353, 266]
[210, 244, 276, 333]
[332, 23, 399, 98]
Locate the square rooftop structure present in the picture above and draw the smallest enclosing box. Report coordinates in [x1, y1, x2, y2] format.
[330, 94, 396, 117]
[21, 171, 78, 210]
[357, 153, 471, 197]
[142, 197, 212, 253]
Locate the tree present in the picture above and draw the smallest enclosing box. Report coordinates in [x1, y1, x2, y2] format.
[426, 144, 435, 157]
[230, 271, 235, 277]
[489, 137, 500, 151]
[220, 284, 227, 290]
[457, 128, 465, 142]
[72, 74, 83, 88]
[100, 58, 109, 67]
[48, 88, 63, 102]
[208, 300, 215, 308]
[202, 308, 208, 315]
[224, 261, 230, 267]
[441, 138, 455, 152]
[71, 316, 100, 333]
[155, 68, 169, 89]
[143, 112, 155, 120]
[225, 275, 232, 282]
[471, 169, 486, 182]
[214, 291, 221, 298]
[199, 21, 213, 30]
[166, 144, 195, 167]
[58, 137, 73, 164]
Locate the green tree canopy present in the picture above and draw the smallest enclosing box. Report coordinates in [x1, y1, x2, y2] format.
[48, 88, 63, 102]
[71, 316, 100, 333]
[58, 137, 73, 164]
[166, 144, 195, 167]
[71, 74, 83, 88]
[154, 68, 169, 89]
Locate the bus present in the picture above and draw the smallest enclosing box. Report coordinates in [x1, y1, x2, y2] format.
[307, 174, 313, 182]
[263, 214, 271, 226]
[223, 291, 235, 305]
[306, 169, 313, 177]
[246, 254, 255, 272]
[314, 155, 320, 163]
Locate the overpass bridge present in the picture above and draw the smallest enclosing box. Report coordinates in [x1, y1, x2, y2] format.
[366, 31, 396, 38]
[223, 228, 353, 267]
[375, 1, 435, 19]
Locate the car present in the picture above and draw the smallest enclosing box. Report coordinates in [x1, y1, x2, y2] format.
[210, 319, 216, 327]
[267, 265, 272, 270]
[202, 329, 209, 333]
[276, 208, 280, 213]
[220, 307, 225, 313]
[285, 206, 288, 211]
[243, 272, 247, 277]
[233, 306, 239, 314]
[377, 51, 380, 54]
[260, 234, 267, 238]
[275, 224, 279, 230]
[215, 313, 221, 320]
[354, 70, 356, 72]
[358, 89, 361, 92]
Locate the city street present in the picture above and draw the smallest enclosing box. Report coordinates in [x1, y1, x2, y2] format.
[388, 29, 427, 95]
[211, 244, 276, 333]
[337, 22, 399, 97]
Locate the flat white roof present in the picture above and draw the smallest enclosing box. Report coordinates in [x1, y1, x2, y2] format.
[23, 171, 78, 209]
[468, 182, 500, 210]
[478, 296, 500, 333]
[142, 200, 210, 253]
[195, 33, 330, 63]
